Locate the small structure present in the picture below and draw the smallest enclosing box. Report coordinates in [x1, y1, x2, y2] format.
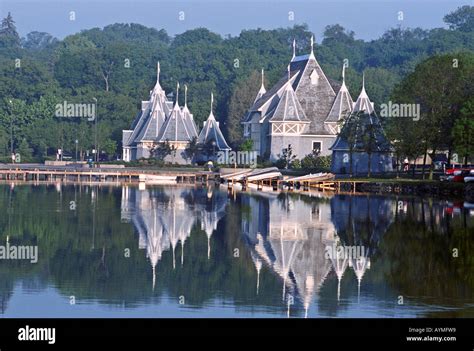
[195, 93, 231, 162]
[330, 74, 393, 176]
[122, 63, 230, 164]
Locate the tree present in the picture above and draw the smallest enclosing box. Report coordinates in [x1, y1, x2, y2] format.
[452, 99, 474, 165]
[338, 111, 363, 177]
[362, 121, 378, 178]
[0, 12, 20, 47]
[444, 5, 474, 32]
[151, 140, 176, 161]
[17, 138, 32, 161]
[184, 137, 199, 163]
[227, 70, 262, 146]
[239, 139, 253, 152]
[389, 52, 474, 179]
[22, 31, 58, 50]
[276, 144, 297, 169]
[322, 24, 355, 45]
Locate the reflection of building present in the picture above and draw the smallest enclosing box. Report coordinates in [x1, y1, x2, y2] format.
[242, 193, 395, 316]
[121, 186, 228, 288]
[242, 193, 336, 317]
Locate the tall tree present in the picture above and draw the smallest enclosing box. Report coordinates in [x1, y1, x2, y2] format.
[0, 12, 20, 47]
[227, 70, 262, 146]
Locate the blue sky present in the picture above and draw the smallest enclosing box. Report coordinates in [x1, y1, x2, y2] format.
[0, 0, 470, 41]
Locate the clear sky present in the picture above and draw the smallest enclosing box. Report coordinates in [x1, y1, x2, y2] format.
[0, 0, 470, 41]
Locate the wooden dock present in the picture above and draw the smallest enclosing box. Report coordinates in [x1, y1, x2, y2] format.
[0, 166, 220, 184]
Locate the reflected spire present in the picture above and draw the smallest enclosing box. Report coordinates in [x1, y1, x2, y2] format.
[173, 244, 176, 270]
[207, 235, 211, 260]
[256, 258, 262, 295]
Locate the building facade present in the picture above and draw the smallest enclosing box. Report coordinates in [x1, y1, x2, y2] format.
[122, 63, 229, 164]
[242, 38, 354, 161]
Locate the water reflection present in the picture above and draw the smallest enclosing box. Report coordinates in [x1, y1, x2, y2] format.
[242, 193, 397, 316]
[121, 186, 228, 289]
[0, 184, 471, 317]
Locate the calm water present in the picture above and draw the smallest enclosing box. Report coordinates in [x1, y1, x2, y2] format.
[0, 183, 472, 318]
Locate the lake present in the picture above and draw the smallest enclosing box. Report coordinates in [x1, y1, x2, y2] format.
[0, 183, 472, 318]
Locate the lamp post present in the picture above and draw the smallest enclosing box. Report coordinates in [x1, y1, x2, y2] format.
[8, 99, 13, 156]
[75, 139, 79, 163]
[93, 97, 98, 162]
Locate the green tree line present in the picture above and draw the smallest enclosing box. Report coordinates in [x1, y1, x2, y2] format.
[0, 6, 472, 162]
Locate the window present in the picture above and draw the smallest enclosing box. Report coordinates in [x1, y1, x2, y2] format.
[310, 69, 319, 85]
[244, 124, 250, 136]
[312, 141, 322, 153]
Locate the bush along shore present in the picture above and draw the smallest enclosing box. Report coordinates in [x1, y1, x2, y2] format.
[343, 179, 469, 199]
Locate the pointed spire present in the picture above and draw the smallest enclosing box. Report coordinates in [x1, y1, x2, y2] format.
[287, 64, 290, 81]
[157, 61, 160, 82]
[261, 68, 265, 89]
[342, 63, 346, 84]
[175, 81, 180, 105]
[309, 35, 316, 60]
[292, 38, 296, 59]
[184, 84, 188, 107]
[362, 71, 366, 93]
[210, 91, 214, 112]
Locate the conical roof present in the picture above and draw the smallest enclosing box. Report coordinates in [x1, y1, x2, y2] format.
[326, 66, 353, 122]
[353, 73, 375, 114]
[197, 93, 231, 150]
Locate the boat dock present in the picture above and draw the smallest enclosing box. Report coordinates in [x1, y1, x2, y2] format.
[0, 165, 386, 194]
[0, 165, 219, 184]
[222, 167, 360, 193]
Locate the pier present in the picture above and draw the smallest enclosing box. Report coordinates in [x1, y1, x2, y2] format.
[0, 165, 219, 184]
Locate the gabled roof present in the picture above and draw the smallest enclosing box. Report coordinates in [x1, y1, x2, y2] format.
[244, 39, 339, 136]
[197, 94, 231, 150]
[269, 82, 309, 123]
